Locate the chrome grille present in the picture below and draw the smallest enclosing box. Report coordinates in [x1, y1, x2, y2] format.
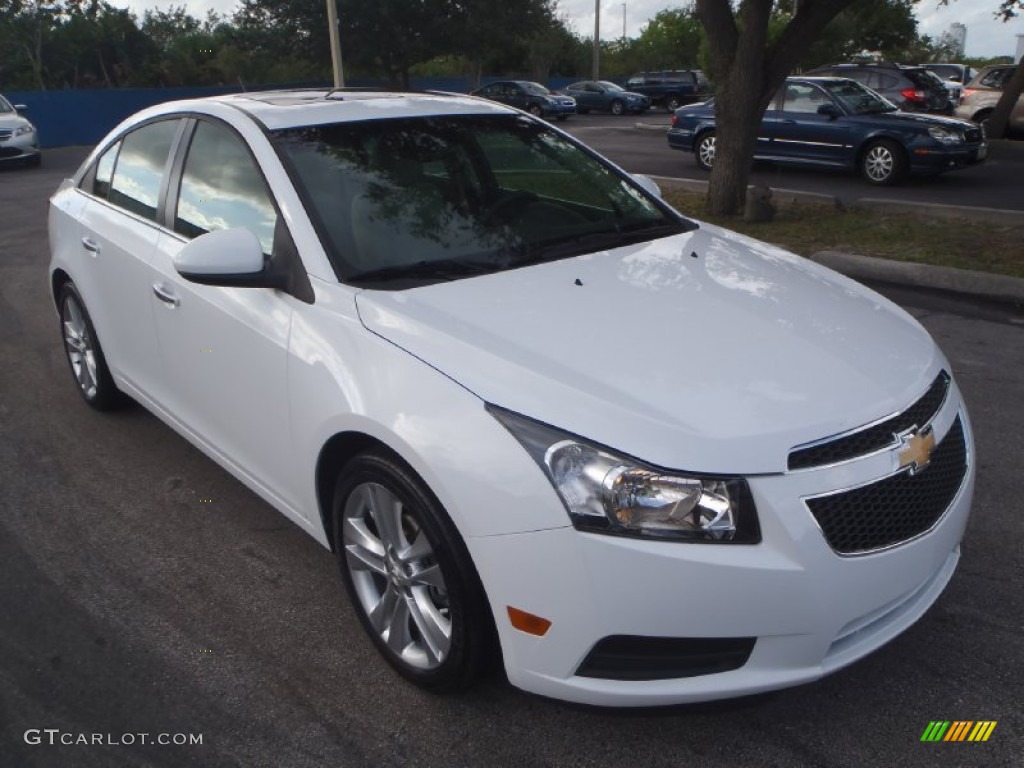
[0, 129, 12, 141]
[788, 372, 950, 470]
[806, 417, 967, 555]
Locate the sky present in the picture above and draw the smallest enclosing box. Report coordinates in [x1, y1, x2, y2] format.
[112, 1, 1024, 60]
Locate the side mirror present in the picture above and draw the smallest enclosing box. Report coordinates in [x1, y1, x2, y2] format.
[14, 104, 28, 111]
[173, 227, 286, 289]
[632, 173, 662, 199]
[817, 103, 842, 119]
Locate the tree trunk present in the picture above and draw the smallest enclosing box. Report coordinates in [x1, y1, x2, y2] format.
[706, 74, 766, 214]
[986, 61, 1024, 140]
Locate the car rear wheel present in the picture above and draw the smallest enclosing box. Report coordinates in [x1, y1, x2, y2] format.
[972, 109, 992, 131]
[332, 451, 491, 692]
[527, 104, 542, 117]
[610, 99, 624, 116]
[860, 139, 906, 185]
[58, 283, 124, 411]
[695, 131, 716, 171]
[665, 95, 682, 112]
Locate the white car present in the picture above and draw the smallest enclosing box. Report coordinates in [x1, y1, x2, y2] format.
[0, 94, 41, 167]
[48, 89, 974, 707]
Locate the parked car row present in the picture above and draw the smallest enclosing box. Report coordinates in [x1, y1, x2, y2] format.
[955, 64, 1024, 132]
[668, 76, 988, 185]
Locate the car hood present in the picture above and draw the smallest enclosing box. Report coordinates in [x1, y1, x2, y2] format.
[855, 110, 977, 131]
[0, 114, 32, 131]
[356, 225, 943, 474]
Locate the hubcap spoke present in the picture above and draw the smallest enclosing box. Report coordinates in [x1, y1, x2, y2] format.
[385, 594, 412, 654]
[368, 583, 399, 634]
[367, 484, 405, 549]
[408, 562, 445, 590]
[407, 591, 450, 664]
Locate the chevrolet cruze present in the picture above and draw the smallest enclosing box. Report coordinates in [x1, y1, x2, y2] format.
[49, 89, 975, 706]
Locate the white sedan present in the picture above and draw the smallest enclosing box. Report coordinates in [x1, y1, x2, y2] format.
[48, 89, 974, 707]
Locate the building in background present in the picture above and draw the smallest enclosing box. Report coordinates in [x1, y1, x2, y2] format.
[947, 22, 967, 58]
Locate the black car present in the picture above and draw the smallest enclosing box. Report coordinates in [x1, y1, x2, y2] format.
[625, 70, 709, 112]
[470, 81, 576, 120]
[668, 77, 987, 185]
[804, 62, 950, 113]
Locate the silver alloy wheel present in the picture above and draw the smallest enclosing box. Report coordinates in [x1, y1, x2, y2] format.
[698, 134, 716, 169]
[863, 144, 894, 182]
[610, 100, 624, 115]
[62, 295, 98, 399]
[342, 482, 451, 670]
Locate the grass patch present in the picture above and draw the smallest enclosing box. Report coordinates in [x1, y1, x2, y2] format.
[661, 187, 1024, 279]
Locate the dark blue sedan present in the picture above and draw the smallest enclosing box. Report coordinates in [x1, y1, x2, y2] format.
[668, 77, 987, 184]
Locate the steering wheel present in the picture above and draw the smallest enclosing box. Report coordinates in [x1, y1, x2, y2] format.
[481, 190, 538, 224]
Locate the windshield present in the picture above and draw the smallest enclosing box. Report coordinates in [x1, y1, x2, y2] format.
[522, 82, 550, 96]
[926, 64, 962, 82]
[822, 80, 896, 115]
[598, 81, 625, 92]
[0, 96, 13, 114]
[273, 115, 690, 287]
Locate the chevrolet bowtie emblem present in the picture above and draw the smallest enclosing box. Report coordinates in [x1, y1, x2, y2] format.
[897, 427, 936, 474]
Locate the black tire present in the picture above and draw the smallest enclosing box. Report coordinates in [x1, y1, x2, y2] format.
[527, 104, 542, 117]
[665, 95, 682, 112]
[58, 282, 125, 411]
[556, 115, 569, 122]
[972, 110, 992, 131]
[609, 99, 625, 116]
[859, 139, 906, 185]
[577, 108, 590, 114]
[695, 131, 716, 171]
[27, 154, 42, 168]
[332, 451, 492, 692]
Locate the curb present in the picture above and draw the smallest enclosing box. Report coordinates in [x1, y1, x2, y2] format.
[809, 251, 1024, 307]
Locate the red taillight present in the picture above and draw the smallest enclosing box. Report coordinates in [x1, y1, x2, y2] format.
[901, 88, 927, 103]
[671, 113, 678, 127]
[963, 88, 976, 99]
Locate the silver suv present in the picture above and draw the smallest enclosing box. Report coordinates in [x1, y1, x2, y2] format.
[955, 65, 1024, 132]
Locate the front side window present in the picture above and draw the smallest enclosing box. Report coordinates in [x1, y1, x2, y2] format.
[823, 80, 896, 115]
[109, 120, 179, 221]
[174, 120, 278, 255]
[274, 114, 689, 286]
[781, 84, 829, 114]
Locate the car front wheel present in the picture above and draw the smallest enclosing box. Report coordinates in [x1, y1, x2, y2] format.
[59, 283, 124, 410]
[332, 452, 491, 692]
[860, 139, 906, 185]
[695, 131, 716, 171]
[609, 99, 624, 116]
[527, 104, 542, 117]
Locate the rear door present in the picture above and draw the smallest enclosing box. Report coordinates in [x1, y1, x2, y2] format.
[76, 119, 182, 398]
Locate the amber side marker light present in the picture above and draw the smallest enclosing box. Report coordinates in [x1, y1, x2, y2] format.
[507, 607, 552, 636]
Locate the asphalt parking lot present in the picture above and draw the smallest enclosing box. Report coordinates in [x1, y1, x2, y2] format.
[1, 148, 1022, 767]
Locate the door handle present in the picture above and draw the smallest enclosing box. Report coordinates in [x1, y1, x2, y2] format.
[152, 283, 180, 308]
[82, 237, 100, 254]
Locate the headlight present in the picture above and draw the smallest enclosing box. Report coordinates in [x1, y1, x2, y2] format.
[489, 406, 760, 543]
[14, 124, 34, 137]
[927, 126, 962, 145]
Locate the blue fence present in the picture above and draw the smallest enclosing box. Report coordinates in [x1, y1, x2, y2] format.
[7, 76, 581, 149]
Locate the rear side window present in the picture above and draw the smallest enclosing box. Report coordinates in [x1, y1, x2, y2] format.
[109, 120, 179, 221]
[174, 120, 278, 255]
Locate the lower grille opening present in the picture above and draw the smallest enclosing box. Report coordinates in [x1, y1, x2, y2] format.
[576, 635, 756, 681]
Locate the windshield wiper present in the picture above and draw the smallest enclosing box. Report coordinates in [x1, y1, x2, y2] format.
[515, 222, 683, 266]
[347, 256, 506, 285]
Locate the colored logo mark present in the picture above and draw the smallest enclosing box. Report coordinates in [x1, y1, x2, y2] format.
[920, 721, 997, 742]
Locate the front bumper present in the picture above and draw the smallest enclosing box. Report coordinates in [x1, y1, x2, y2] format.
[468, 392, 974, 706]
[543, 101, 577, 117]
[0, 127, 40, 163]
[909, 141, 987, 174]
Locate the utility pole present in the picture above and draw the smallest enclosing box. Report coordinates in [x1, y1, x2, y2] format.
[592, 0, 600, 80]
[326, 0, 345, 87]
